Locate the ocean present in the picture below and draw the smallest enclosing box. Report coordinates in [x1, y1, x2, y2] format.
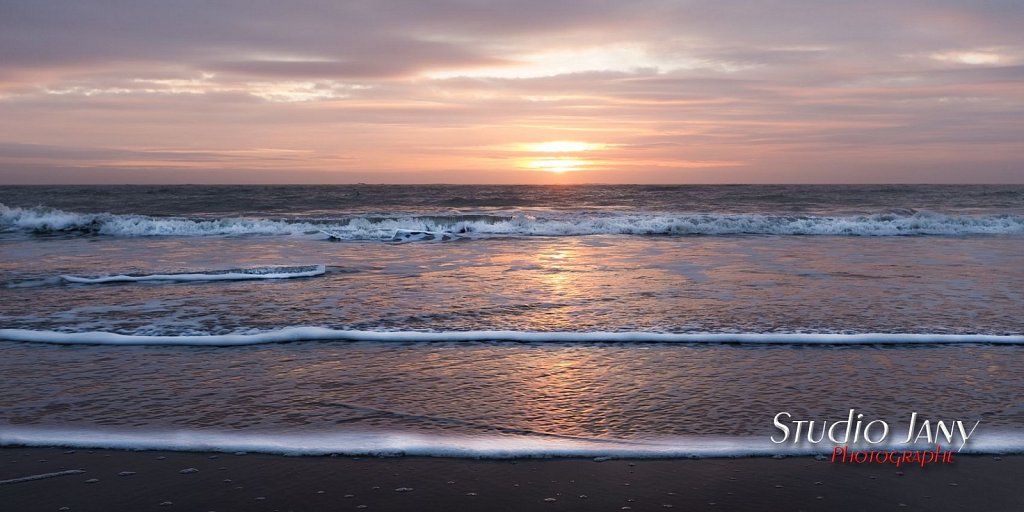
[1, 184, 1022, 457]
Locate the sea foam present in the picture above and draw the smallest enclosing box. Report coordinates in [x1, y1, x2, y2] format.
[3, 204, 1023, 239]
[0, 328, 1021, 346]
[1, 427, 1021, 458]
[60, 264, 326, 284]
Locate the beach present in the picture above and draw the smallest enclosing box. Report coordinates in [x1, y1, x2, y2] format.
[3, 448, 1022, 511]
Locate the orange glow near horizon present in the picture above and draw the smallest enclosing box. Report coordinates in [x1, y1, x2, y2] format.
[517, 140, 607, 174]
[524, 158, 589, 173]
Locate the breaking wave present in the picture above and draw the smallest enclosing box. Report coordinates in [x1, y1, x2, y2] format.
[60, 264, 326, 284]
[3, 204, 1024, 239]
[1, 427, 1021, 458]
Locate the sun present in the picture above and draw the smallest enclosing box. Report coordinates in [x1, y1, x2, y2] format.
[525, 158, 587, 173]
[517, 140, 608, 173]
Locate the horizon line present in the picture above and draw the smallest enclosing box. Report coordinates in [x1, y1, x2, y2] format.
[2, 182, 1022, 187]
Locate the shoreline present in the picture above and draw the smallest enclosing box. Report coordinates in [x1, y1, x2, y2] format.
[2, 448, 1021, 511]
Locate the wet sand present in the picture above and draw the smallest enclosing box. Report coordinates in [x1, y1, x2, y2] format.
[1, 448, 1021, 511]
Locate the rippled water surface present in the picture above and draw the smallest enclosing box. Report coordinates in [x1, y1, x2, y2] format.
[1, 185, 1022, 456]
[3, 236, 1021, 335]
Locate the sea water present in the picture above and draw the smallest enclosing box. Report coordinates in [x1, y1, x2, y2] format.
[1, 185, 1022, 457]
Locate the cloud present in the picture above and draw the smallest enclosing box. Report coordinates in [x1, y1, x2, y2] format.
[0, 0, 1022, 182]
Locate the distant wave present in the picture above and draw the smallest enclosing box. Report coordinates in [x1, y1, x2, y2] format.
[61, 264, 326, 284]
[3, 204, 1023, 239]
[1, 328, 1021, 346]
[1, 427, 1021, 458]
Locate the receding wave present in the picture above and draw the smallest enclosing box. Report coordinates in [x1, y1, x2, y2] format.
[1, 427, 1020, 458]
[60, 264, 326, 284]
[3, 204, 1023, 239]
[1, 328, 1021, 346]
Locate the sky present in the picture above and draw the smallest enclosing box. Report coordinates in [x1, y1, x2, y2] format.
[0, 0, 1022, 184]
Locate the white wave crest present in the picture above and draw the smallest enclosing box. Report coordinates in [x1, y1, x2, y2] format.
[3, 204, 1023, 239]
[60, 265, 326, 284]
[1, 427, 1020, 458]
[0, 328, 1021, 346]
